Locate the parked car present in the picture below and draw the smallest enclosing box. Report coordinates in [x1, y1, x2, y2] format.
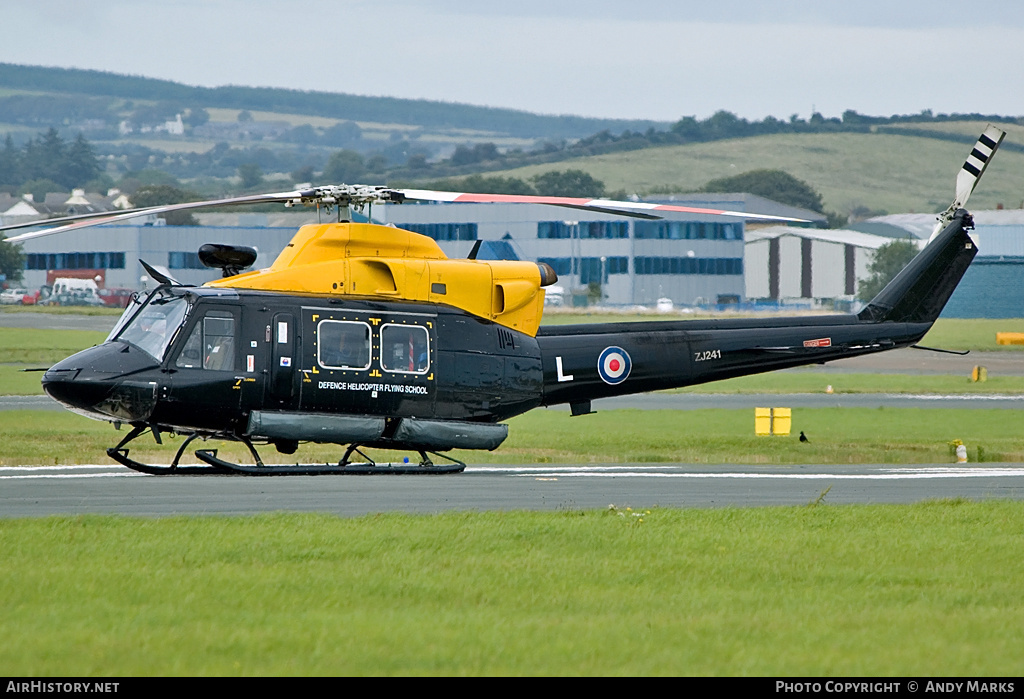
[99, 287, 136, 308]
[0, 288, 28, 305]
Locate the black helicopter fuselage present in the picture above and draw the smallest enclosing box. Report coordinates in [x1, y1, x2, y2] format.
[42, 210, 978, 457]
[42, 289, 927, 426]
[43, 290, 544, 450]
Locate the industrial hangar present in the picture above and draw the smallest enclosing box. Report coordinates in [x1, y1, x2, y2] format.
[743, 225, 916, 308]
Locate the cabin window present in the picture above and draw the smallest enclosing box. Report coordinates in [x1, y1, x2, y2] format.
[318, 321, 371, 370]
[380, 324, 430, 374]
[175, 310, 236, 371]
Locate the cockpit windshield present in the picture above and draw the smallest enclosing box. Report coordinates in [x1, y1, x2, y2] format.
[106, 291, 146, 342]
[111, 289, 190, 361]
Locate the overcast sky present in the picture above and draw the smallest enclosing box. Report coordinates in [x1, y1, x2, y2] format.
[5, 1, 1024, 122]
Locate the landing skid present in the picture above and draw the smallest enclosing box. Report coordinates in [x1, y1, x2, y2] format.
[106, 426, 465, 476]
[194, 447, 465, 475]
[106, 426, 232, 475]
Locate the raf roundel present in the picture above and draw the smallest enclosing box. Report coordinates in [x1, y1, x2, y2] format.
[597, 346, 632, 385]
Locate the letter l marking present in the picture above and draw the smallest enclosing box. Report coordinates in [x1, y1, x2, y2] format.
[556, 356, 574, 382]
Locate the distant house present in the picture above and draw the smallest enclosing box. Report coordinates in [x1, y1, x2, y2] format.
[162, 114, 184, 136]
[1, 195, 43, 219]
[0, 191, 119, 227]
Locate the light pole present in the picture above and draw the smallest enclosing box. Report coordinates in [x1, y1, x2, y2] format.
[564, 220, 579, 288]
[600, 255, 606, 303]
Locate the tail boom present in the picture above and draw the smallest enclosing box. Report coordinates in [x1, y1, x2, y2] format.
[537, 212, 978, 407]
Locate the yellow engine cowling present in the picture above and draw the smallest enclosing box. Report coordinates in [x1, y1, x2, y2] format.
[207, 222, 548, 336]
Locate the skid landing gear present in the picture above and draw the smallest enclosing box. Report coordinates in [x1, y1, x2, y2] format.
[106, 426, 465, 476]
[107, 425, 233, 475]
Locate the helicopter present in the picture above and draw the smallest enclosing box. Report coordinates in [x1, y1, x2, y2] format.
[1, 126, 1005, 475]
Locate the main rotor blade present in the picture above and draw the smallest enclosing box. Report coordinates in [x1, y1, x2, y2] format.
[2, 189, 313, 243]
[2, 181, 809, 245]
[396, 189, 809, 222]
[0, 206, 151, 233]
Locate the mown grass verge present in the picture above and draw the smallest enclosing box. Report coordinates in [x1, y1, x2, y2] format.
[0, 328, 109, 365]
[1, 502, 1022, 675]
[0, 305, 122, 317]
[0, 328, 110, 395]
[673, 372, 1024, 394]
[2, 408, 1022, 466]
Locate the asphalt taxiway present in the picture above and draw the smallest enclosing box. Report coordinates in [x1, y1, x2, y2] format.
[2, 463, 1022, 517]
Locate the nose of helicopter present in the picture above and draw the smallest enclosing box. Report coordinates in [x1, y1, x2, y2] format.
[43, 342, 162, 421]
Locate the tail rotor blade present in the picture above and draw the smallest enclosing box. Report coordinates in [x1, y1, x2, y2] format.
[930, 125, 1005, 241]
[955, 125, 1004, 209]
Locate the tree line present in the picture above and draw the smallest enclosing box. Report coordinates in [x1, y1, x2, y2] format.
[0, 128, 102, 192]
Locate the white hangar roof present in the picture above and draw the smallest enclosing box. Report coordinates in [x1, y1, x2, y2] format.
[745, 226, 919, 250]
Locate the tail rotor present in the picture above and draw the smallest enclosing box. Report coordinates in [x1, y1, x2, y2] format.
[929, 125, 1005, 242]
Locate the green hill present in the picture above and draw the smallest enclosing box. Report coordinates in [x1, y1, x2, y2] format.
[470, 128, 1024, 216]
[0, 63, 673, 185]
[0, 63, 665, 143]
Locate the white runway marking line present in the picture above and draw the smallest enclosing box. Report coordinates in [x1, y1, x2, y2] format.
[0, 465, 144, 479]
[897, 394, 1024, 401]
[0, 465, 121, 472]
[0, 472, 148, 479]
[3, 465, 1024, 481]
[468, 465, 1024, 479]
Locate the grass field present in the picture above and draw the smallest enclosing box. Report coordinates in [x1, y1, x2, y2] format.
[476, 130, 1024, 215]
[0, 327, 109, 364]
[1, 503, 1022, 676]
[675, 371, 1024, 395]
[0, 305, 122, 317]
[2, 407, 1021, 467]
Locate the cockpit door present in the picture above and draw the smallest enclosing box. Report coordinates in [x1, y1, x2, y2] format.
[165, 305, 243, 431]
